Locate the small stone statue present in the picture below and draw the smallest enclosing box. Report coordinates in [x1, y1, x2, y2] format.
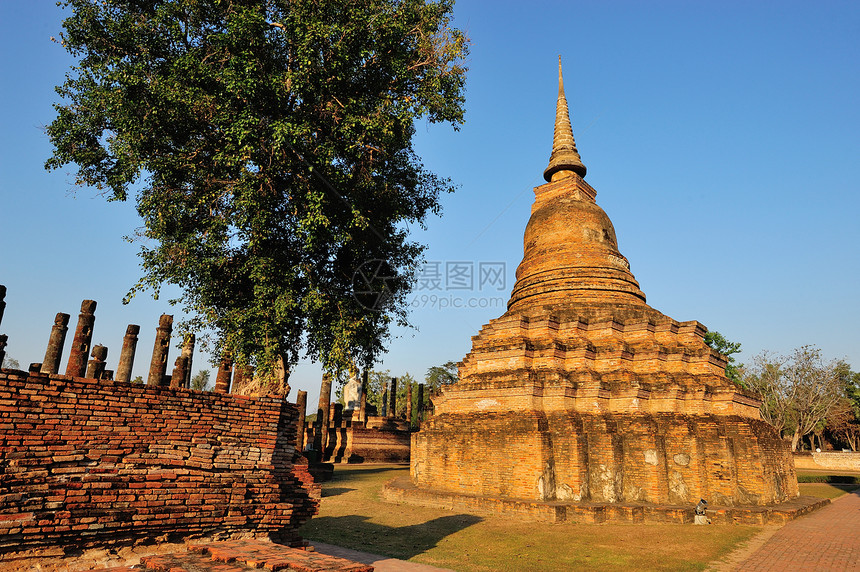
[694, 498, 711, 525]
[343, 367, 362, 411]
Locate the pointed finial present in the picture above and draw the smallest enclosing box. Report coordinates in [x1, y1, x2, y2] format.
[543, 56, 587, 182]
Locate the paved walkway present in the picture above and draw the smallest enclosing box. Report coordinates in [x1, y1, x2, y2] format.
[311, 541, 455, 572]
[732, 490, 860, 571]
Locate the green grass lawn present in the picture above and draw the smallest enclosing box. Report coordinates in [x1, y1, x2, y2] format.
[798, 482, 860, 499]
[796, 468, 860, 499]
[298, 464, 763, 572]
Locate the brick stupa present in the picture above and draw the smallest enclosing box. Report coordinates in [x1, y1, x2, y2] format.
[409, 62, 798, 512]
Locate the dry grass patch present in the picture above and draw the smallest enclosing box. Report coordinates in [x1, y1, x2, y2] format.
[298, 464, 761, 572]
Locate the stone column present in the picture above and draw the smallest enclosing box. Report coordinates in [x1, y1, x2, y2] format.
[406, 381, 413, 427]
[115, 325, 140, 383]
[0, 285, 6, 328]
[381, 386, 388, 417]
[65, 300, 97, 378]
[86, 345, 108, 379]
[147, 314, 173, 386]
[333, 402, 343, 428]
[315, 373, 333, 457]
[388, 377, 397, 418]
[170, 355, 189, 389]
[214, 356, 233, 393]
[40, 313, 70, 375]
[0, 286, 5, 367]
[417, 383, 425, 424]
[295, 390, 308, 450]
[359, 369, 368, 424]
[180, 333, 195, 388]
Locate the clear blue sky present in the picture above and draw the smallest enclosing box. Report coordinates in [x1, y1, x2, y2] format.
[1, 1, 858, 412]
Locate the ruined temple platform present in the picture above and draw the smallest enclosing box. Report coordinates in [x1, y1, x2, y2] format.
[408, 61, 799, 516]
[383, 476, 828, 525]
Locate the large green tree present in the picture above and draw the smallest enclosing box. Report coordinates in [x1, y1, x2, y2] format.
[47, 0, 467, 386]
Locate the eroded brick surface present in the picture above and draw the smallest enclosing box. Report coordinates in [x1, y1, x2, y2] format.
[0, 371, 319, 554]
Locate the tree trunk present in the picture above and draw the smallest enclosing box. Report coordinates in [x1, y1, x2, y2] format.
[276, 353, 291, 398]
[790, 427, 802, 452]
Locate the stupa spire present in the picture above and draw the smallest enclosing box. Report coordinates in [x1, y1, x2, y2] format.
[543, 57, 587, 182]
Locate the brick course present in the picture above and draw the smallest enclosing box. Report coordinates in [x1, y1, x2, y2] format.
[0, 370, 319, 554]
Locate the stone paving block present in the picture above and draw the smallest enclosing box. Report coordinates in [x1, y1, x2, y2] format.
[737, 491, 860, 571]
[191, 539, 374, 572]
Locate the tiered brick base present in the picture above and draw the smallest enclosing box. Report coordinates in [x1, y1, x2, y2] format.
[385, 476, 827, 525]
[413, 410, 796, 507]
[411, 312, 799, 511]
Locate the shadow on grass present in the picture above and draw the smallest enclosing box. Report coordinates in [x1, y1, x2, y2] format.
[332, 464, 410, 477]
[302, 513, 482, 561]
[321, 487, 356, 498]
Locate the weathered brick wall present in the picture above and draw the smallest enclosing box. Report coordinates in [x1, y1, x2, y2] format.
[0, 369, 318, 554]
[794, 452, 860, 471]
[412, 411, 799, 506]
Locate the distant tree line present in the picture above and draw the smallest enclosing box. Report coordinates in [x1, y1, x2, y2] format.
[706, 331, 859, 452]
[740, 346, 859, 452]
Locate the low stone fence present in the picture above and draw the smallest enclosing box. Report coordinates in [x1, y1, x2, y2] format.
[0, 369, 319, 555]
[793, 451, 860, 472]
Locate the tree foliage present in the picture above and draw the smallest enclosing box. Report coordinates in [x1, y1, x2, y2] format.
[1, 355, 20, 370]
[356, 369, 423, 424]
[364, 369, 390, 415]
[827, 362, 860, 451]
[742, 346, 847, 451]
[425, 360, 458, 391]
[190, 369, 211, 391]
[47, 0, 468, 381]
[703, 330, 742, 384]
[742, 352, 791, 433]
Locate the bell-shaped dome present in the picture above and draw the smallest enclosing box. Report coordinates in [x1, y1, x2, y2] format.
[507, 61, 648, 316]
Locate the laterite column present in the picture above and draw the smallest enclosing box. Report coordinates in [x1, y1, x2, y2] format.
[147, 314, 172, 386]
[115, 325, 140, 383]
[65, 300, 96, 378]
[40, 313, 70, 374]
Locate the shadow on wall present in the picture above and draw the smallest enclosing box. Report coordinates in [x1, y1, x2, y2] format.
[300, 514, 483, 561]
